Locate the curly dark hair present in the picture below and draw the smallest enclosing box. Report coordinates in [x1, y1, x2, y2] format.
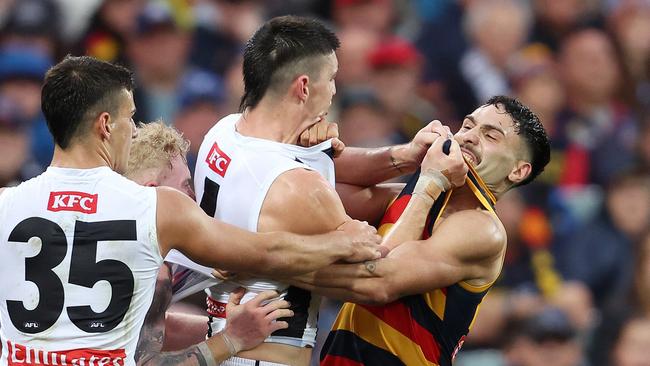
[485, 95, 551, 187]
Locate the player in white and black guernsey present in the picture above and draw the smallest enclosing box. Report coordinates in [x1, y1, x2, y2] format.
[189, 16, 439, 366]
[188, 16, 451, 366]
[0, 56, 382, 366]
[195, 114, 336, 352]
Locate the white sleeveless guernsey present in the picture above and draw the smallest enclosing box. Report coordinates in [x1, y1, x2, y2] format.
[193, 113, 335, 348]
[0, 167, 162, 366]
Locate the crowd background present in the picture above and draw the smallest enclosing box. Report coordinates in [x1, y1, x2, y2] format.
[0, 0, 649, 365]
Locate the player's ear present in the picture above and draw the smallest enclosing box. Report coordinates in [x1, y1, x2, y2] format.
[293, 75, 309, 103]
[97, 112, 112, 140]
[508, 160, 531, 185]
[143, 181, 158, 188]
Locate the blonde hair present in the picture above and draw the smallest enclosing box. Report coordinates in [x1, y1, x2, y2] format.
[126, 121, 190, 180]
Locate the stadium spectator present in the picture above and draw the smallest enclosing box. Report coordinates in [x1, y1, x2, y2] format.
[173, 68, 227, 169]
[368, 37, 436, 139]
[76, 0, 145, 63]
[128, 1, 192, 123]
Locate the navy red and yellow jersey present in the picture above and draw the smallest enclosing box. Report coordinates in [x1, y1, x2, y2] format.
[321, 163, 498, 366]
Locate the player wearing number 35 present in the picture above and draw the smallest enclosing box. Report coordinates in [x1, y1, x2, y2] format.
[0, 56, 382, 366]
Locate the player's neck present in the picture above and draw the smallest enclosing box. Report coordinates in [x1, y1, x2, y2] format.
[445, 185, 486, 214]
[237, 99, 309, 144]
[50, 144, 112, 170]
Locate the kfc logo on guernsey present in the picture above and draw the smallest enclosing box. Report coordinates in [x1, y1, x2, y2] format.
[47, 191, 98, 214]
[205, 142, 231, 177]
[6, 341, 126, 366]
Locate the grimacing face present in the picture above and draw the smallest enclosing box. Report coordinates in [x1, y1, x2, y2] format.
[454, 104, 532, 193]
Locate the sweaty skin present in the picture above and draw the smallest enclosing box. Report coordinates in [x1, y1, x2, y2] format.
[287, 104, 535, 307]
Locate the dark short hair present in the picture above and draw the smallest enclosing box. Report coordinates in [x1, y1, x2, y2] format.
[240, 15, 340, 111]
[41, 55, 134, 149]
[485, 95, 550, 187]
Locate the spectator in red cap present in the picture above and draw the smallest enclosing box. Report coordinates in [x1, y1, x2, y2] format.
[368, 37, 436, 141]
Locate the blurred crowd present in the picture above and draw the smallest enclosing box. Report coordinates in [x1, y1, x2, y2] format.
[0, 0, 649, 365]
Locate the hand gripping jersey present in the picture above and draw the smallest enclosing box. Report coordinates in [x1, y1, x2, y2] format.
[193, 114, 335, 348]
[321, 163, 498, 366]
[0, 167, 162, 366]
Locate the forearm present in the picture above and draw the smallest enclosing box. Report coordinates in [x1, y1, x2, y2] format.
[259, 231, 352, 276]
[382, 193, 437, 250]
[290, 263, 373, 288]
[137, 334, 232, 366]
[163, 312, 209, 351]
[286, 261, 396, 304]
[135, 265, 174, 361]
[335, 145, 417, 186]
[288, 270, 390, 305]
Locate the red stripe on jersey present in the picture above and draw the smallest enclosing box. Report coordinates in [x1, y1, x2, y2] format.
[379, 195, 410, 226]
[361, 302, 441, 362]
[320, 354, 366, 366]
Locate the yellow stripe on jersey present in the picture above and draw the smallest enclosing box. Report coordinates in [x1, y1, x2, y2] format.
[377, 223, 394, 237]
[467, 300, 484, 331]
[458, 280, 493, 293]
[466, 161, 497, 205]
[334, 304, 439, 366]
[423, 289, 447, 321]
[466, 179, 496, 214]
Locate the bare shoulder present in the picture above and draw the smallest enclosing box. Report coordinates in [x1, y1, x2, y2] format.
[265, 168, 340, 208]
[434, 209, 506, 261]
[155, 186, 203, 253]
[261, 168, 346, 233]
[156, 186, 195, 210]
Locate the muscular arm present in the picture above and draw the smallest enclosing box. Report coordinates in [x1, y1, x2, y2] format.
[334, 145, 417, 186]
[258, 168, 348, 235]
[336, 183, 402, 226]
[135, 265, 233, 366]
[381, 193, 440, 251]
[334, 121, 444, 186]
[137, 332, 235, 366]
[288, 210, 506, 305]
[135, 265, 173, 363]
[156, 187, 379, 276]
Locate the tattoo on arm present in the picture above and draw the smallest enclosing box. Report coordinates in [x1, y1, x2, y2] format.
[134, 265, 217, 365]
[137, 345, 211, 366]
[134, 265, 177, 365]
